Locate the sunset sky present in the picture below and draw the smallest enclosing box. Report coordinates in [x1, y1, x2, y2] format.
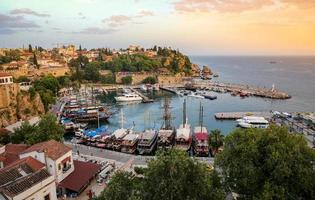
[1, 0, 315, 55]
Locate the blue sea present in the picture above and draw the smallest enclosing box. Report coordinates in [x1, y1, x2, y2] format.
[103, 56, 315, 135]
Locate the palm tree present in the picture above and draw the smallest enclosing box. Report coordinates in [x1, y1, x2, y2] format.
[209, 129, 224, 156]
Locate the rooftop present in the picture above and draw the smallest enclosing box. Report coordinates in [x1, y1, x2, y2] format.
[59, 160, 101, 193]
[0, 144, 28, 167]
[22, 140, 71, 160]
[0, 157, 50, 198]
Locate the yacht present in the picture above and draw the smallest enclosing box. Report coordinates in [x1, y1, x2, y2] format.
[121, 132, 139, 154]
[187, 91, 205, 99]
[237, 116, 269, 129]
[114, 92, 142, 102]
[110, 110, 129, 150]
[175, 99, 192, 151]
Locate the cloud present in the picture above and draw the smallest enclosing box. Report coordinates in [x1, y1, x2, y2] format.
[73, 27, 116, 34]
[173, 0, 275, 13]
[103, 10, 154, 27]
[103, 15, 133, 27]
[173, 0, 315, 13]
[0, 13, 40, 34]
[10, 8, 50, 17]
[136, 10, 154, 17]
[0, 14, 40, 28]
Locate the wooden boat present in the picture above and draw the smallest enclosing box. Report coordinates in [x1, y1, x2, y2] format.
[193, 104, 209, 156]
[175, 99, 192, 151]
[137, 129, 158, 155]
[158, 97, 175, 149]
[121, 132, 139, 154]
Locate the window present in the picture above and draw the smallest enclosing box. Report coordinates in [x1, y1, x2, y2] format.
[44, 194, 50, 200]
[58, 164, 61, 171]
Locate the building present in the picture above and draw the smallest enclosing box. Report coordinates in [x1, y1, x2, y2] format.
[0, 156, 57, 200]
[0, 73, 13, 85]
[0, 144, 28, 169]
[19, 140, 74, 184]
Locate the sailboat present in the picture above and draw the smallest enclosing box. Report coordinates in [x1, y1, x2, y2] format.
[110, 110, 129, 150]
[193, 103, 209, 156]
[175, 99, 192, 151]
[157, 97, 176, 149]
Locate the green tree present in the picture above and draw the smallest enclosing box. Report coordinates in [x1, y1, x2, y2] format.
[215, 125, 315, 199]
[11, 121, 38, 144]
[100, 73, 116, 84]
[15, 76, 30, 83]
[28, 44, 33, 53]
[142, 76, 157, 84]
[0, 129, 10, 145]
[25, 113, 64, 145]
[121, 76, 132, 85]
[33, 52, 38, 67]
[97, 149, 225, 200]
[209, 129, 224, 156]
[84, 62, 101, 82]
[97, 171, 139, 200]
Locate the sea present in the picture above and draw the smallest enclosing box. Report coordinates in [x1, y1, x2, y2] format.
[99, 56, 315, 135]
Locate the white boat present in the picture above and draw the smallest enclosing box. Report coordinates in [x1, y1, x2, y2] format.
[187, 92, 205, 99]
[237, 116, 269, 129]
[114, 92, 143, 102]
[175, 99, 192, 151]
[140, 84, 147, 92]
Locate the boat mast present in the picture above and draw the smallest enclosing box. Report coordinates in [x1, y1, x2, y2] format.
[163, 97, 172, 129]
[120, 109, 124, 129]
[183, 99, 187, 127]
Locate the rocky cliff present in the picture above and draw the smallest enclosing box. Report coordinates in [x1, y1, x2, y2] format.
[0, 86, 44, 128]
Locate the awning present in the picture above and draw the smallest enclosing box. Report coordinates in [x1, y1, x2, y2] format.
[59, 160, 101, 193]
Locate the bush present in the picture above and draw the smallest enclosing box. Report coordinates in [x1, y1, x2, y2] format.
[121, 76, 132, 85]
[100, 74, 116, 84]
[142, 76, 157, 84]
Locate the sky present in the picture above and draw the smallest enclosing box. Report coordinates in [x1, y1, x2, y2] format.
[0, 0, 315, 55]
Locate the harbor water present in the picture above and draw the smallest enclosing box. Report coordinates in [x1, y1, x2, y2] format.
[100, 56, 315, 135]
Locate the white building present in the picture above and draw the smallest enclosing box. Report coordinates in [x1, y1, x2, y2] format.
[0, 73, 13, 85]
[0, 156, 57, 200]
[19, 140, 74, 184]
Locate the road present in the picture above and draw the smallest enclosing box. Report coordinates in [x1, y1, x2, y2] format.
[66, 142, 214, 169]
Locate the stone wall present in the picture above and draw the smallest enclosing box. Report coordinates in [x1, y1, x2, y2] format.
[115, 72, 184, 85]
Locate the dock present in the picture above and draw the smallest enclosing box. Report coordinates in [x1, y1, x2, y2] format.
[214, 112, 272, 120]
[160, 86, 178, 94]
[130, 88, 154, 103]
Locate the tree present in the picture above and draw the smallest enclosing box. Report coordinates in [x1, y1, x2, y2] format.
[25, 113, 64, 145]
[142, 76, 157, 84]
[33, 52, 38, 67]
[96, 149, 225, 200]
[84, 62, 101, 82]
[0, 129, 10, 145]
[209, 129, 224, 156]
[11, 121, 38, 144]
[215, 125, 315, 199]
[28, 44, 33, 53]
[121, 76, 132, 85]
[96, 171, 138, 200]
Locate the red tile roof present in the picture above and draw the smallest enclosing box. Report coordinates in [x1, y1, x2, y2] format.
[0, 144, 28, 167]
[21, 140, 71, 160]
[59, 160, 101, 193]
[0, 73, 12, 78]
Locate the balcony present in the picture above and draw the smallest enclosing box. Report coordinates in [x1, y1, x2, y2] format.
[62, 165, 72, 173]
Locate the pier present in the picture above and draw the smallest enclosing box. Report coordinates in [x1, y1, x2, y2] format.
[130, 88, 154, 103]
[215, 112, 272, 120]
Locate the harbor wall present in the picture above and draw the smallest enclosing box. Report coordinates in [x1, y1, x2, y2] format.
[115, 72, 184, 85]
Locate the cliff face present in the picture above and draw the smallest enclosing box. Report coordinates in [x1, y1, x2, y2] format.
[0, 85, 44, 128]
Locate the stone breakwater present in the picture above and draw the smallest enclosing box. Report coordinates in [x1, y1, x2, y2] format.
[189, 81, 291, 99]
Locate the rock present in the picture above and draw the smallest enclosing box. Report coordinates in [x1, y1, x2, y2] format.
[202, 65, 213, 76]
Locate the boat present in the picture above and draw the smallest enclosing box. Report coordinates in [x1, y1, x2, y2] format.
[187, 91, 205, 99]
[175, 99, 192, 151]
[140, 84, 147, 92]
[111, 110, 129, 150]
[237, 116, 269, 129]
[213, 74, 219, 78]
[153, 84, 160, 91]
[121, 132, 139, 154]
[203, 92, 217, 100]
[137, 129, 158, 155]
[114, 92, 143, 102]
[158, 98, 176, 149]
[193, 104, 209, 156]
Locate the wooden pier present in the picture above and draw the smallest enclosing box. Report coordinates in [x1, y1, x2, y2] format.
[130, 88, 154, 103]
[214, 112, 272, 120]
